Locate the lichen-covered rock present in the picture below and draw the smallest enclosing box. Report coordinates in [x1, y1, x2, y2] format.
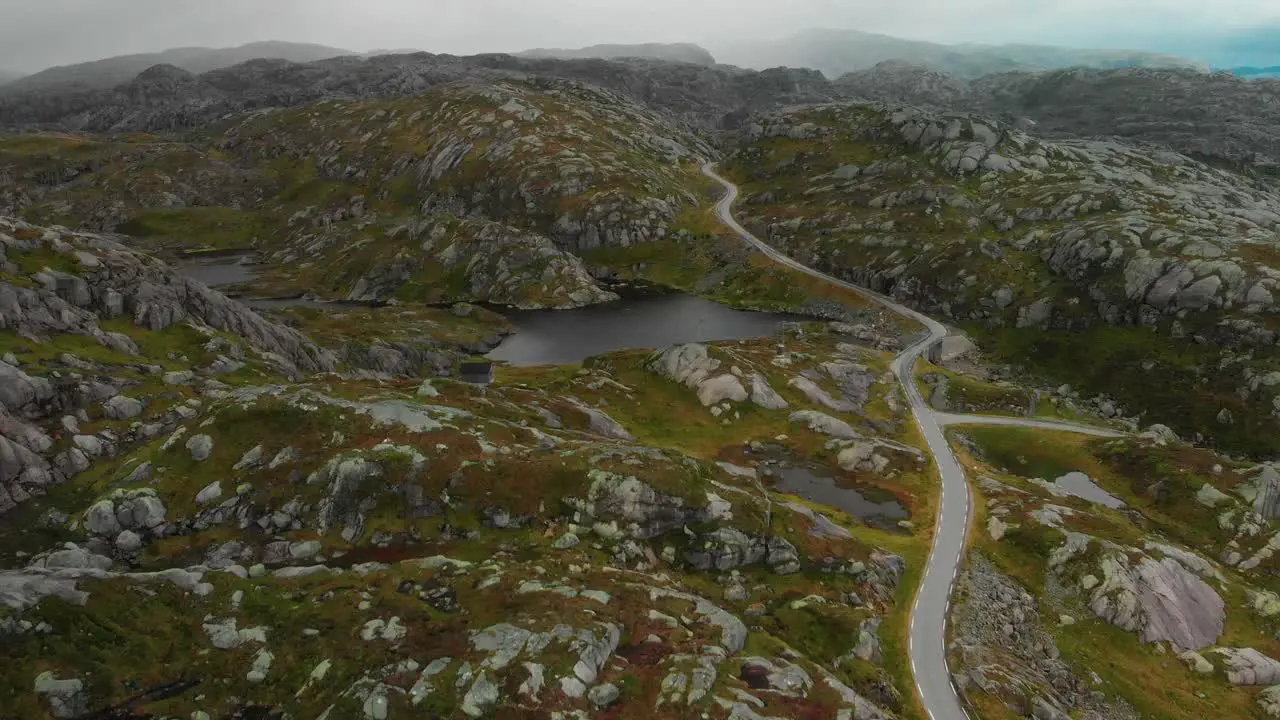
[567, 398, 633, 440]
[33, 671, 87, 719]
[581, 469, 707, 539]
[650, 344, 749, 408]
[0, 218, 336, 377]
[185, 434, 214, 462]
[102, 395, 143, 420]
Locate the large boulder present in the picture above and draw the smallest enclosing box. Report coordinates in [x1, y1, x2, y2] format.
[1241, 465, 1280, 520]
[650, 344, 749, 408]
[83, 499, 121, 536]
[102, 395, 143, 420]
[1086, 553, 1224, 650]
[930, 335, 976, 364]
[0, 361, 54, 415]
[749, 373, 788, 410]
[696, 375, 747, 407]
[582, 469, 707, 539]
[789, 410, 857, 440]
[568, 399, 633, 440]
[113, 490, 168, 533]
[649, 344, 719, 388]
[1212, 647, 1280, 686]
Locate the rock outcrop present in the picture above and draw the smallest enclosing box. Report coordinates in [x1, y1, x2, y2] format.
[1089, 555, 1225, 650]
[0, 217, 335, 376]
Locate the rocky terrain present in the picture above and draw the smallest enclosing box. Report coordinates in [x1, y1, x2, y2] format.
[0, 210, 937, 717]
[3, 39, 1280, 720]
[946, 420, 1280, 719]
[0, 51, 835, 135]
[723, 98, 1280, 455]
[0, 76, 722, 309]
[834, 62, 1280, 176]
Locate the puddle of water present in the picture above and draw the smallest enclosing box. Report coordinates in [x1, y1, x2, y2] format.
[177, 256, 261, 287]
[768, 463, 908, 529]
[1037, 471, 1126, 509]
[486, 293, 804, 367]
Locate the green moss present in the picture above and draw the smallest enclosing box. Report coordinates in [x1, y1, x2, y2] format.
[972, 324, 1280, 457]
[961, 426, 1100, 480]
[117, 207, 269, 251]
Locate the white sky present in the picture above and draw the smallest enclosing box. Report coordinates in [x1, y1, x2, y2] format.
[1, 0, 1277, 72]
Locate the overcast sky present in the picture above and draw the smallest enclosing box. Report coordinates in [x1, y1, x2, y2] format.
[1, 0, 1277, 72]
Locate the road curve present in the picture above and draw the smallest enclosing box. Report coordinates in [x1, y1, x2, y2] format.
[703, 162, 1132, 720]
[702, 161, 973, 720]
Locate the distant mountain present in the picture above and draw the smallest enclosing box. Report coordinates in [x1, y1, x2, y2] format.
[363, 49, 425, 57]
[712, 28, 1205, 79]
[517, 42, 716, 66]
[1, 41, 354, 94]
[0, 71, 22, 87]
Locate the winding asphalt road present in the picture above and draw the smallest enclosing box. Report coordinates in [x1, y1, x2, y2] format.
[701, 162, 1120, 720]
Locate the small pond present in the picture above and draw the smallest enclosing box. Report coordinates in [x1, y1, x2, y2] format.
[1037, 471, 1126, 509]
[767, 462, 908, 530]
[487, 293, 804, 366]
[176, 256, 260, 288]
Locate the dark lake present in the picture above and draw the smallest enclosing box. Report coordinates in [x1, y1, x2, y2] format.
[486, 293, 803, 366]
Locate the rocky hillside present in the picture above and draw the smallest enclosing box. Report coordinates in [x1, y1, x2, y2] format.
[0, 51, 835, 134]
[835, 63, 1280, 177]
[1, 76, 721, 308]
[7, 49, 1278, 182]
[946, 420, 1280, 720]
[0, 211, 936, 718]
[722, 100, 1280, 455]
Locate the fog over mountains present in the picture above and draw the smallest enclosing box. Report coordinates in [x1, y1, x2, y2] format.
[4, 19, 1279, 95]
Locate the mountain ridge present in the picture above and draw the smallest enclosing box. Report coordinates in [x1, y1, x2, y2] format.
[516, 41, 717, 66]
[0, 41, 355, 94]
[711, 27, 1207, 79]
